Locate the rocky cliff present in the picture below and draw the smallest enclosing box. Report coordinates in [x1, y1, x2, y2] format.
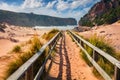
[79, 0, 120, 27]
[0, 10, 77, 27]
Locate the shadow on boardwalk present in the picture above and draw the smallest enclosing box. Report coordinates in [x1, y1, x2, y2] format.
[46, 33, 71, 80]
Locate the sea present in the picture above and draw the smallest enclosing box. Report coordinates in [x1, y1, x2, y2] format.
[34, 25, 76, 30]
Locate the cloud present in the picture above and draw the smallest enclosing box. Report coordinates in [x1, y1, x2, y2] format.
[56, 0, 69, 11]
[21, 0, 42, 9]
[71, 0, 92, 9]
[0, 0, 101, 22]
[46, 1, 57, 9]
[0, 2, 20, 11]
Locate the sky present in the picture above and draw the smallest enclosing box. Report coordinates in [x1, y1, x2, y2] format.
[0, 0, 100, 21]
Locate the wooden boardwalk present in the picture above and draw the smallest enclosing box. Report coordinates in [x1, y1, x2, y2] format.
[45, 32, 98, 80]
[7, 31, 120, 80]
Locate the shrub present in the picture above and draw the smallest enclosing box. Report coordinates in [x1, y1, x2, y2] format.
[30, 36, 41, 53]
[81, 34, 116, 77]
[42, 29, 59, 40]
[12, 45, 21, 53]
[6, 57, 23, 78]
[6, 36, 42, 79]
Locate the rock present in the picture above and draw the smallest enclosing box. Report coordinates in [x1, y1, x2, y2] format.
[0, 27, 5, 33]
[100, 31, 105, 33]
[9, 38, 19, 42]
[79, 0, 120, 26]
[74, 26, 91, 32]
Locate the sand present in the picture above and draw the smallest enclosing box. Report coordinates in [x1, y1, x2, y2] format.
[0, 22, 119, 80]
[78, 22, 120, 52]
[0, 24, 47, 79]
[0, 24, 47, 57]
[46, 32, 98, 80]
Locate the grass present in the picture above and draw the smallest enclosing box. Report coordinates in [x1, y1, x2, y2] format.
[30, 36, 42, 53]
[12, 45, 21, 53]
[5, 30, 59, 79]
[5, 35, 42, 79]
[6, 29, 59, 79]
[77, 34, 119, 78]
[42, 29, 59, 40]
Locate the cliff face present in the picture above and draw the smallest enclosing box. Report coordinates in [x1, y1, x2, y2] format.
[79, 0, 120, 27]
[0, 10, 77, 27]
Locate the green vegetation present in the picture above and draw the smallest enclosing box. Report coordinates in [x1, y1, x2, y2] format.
[6, 36, 42, 78]
[80, 34, 118, 78]
[79, 1, 120, 27]
[95, 7, 119, 25]
[30, 36, 41, 53]
[42, 29, 59, 40]
[6, 30, 59, 79]
[80, 18, 94, 27]
[12, 45, 21, 53]
[0, 10, 77, 27]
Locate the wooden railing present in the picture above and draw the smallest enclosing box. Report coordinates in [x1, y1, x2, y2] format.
[68, 30, 120, 80]
[7, 32, 61, 80]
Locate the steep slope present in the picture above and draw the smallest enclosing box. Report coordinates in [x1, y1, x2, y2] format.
[79, 0, 120, 27]
[0, 10, 77, 27]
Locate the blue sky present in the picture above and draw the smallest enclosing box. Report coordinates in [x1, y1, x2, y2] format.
[0, 0, 100, 21]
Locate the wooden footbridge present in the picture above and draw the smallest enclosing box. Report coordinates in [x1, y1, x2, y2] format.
[7, 31, 120, 80]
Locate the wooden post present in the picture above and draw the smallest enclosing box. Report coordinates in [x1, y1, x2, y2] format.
[80, 41, 84, 48]
[93, 50, 98, 62]
[114, 63, 120, 80]
[25, 65, 33, 80]
[77, 38, 80, 43]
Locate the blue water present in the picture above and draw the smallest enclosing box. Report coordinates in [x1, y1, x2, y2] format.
[34, 25, 76, 30]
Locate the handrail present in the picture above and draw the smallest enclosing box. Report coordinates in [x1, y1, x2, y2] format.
[68, 30, 120, 80]
[7, 32, 61, 80]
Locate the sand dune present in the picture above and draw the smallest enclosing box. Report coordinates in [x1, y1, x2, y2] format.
[0, 24, 47, 79]
[78, 22, 120, 52]
[0, 24, 47, 57]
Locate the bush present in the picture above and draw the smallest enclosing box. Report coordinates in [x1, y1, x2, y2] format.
[81, 34, 116, 77]
[12, 45, 21, 53]
[30, 36, 41, 53]
[6, 57, 23, 78]
[42, 29, 59, 40]
[6, 36, 42, 79]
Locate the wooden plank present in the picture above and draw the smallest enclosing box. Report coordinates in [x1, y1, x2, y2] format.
[34, 36, 59, 80]
[25, 65, 33, 80]
[7, 32, 61, 80]
[93, 50, 98, 62]
[114, 63, 120, 80]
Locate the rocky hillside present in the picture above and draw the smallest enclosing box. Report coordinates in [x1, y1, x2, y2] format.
[79, 0, 120, 27]
[0, 10, 77, 27]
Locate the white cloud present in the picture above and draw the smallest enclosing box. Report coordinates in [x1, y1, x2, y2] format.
[0, 0, 100, 22]
[56, 0, 69, 11]
[46, 1, 57, 9]
[71, 1, 81, 9]
[71, 0, 92, 9]
[0, 2, 20, 11]
[21, 0, 42, 9]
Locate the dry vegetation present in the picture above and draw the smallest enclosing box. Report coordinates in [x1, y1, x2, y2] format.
[42, 29, 59, 40]
[4, 29, 59, 79]
[5, 35, 42, 79]
[79, 34, 120, 78]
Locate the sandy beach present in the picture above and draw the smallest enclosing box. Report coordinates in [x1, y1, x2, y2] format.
[0, 24, 48, 79]
[0, 22, 120, 80]
[78, 22, 120, 52]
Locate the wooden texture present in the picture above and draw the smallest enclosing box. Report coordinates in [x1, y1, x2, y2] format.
[7, 32, 61, 80]
[68, 30, 120, 80]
